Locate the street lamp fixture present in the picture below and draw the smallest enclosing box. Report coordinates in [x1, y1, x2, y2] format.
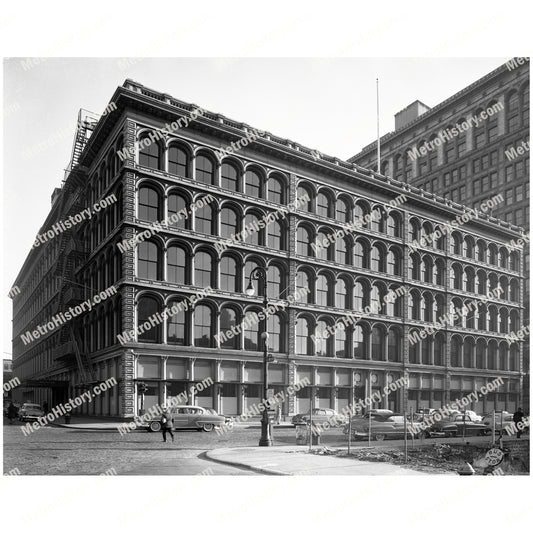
[246, 266, 273, 447]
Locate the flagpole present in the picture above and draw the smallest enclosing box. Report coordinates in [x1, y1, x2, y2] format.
[376, 77, 381, 174]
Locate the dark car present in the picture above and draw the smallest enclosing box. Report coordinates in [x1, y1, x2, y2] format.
[427, 414, 490, 438]
[343, 413, 425, 440]
[291, 408, 343, 427]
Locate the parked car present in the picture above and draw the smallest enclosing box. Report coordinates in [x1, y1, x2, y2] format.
[145, 405, 226, 432]
[427, 414, 490, 438]
[463, 410, 483, 422]
[343, 413, 425, 441]
[291, 408, 343, 427]
[482, 412, 519, 435]
[18, 403, 44, 422]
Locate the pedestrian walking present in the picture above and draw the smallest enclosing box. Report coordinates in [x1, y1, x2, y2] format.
[161, 408, 174, 443]
[513, 407, 524, 439]
[7, 402, 17, 424]
[275, 402, 282, 425]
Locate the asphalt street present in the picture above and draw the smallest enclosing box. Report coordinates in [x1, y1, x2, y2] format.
[3, 418, 504, 475]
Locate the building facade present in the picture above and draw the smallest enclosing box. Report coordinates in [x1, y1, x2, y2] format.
[350, 58, 530, 405]
[12, 78, 525, 418]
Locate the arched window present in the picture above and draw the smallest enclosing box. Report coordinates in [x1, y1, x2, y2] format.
[220, 207, 238, 238]
[195, 203, 213, 234]
[335, 278, 349, 309]
[387, 249, 401, 276]
[220, 307, 239, 349]
[409, 254, 421, 280]
[488, 342, 497, 369]
[409, 291, 421, 320]
[434, 334, 445, 366]
[296, 317, 312, 355]
[220, 256, 237, 292]
[137, 241, 160, 280]
[464, 338, 474, 368]
[267, 265, 283, 299]
[450, 336, 461, 367]
[138, 186, 160, 222]
[336, 198, 349, 223]
[245, 169, 262, 198]
[315, 320, 331, 356]
[195, 155, 214, 184]
[316, 192, 331, 218]
[335, 322, 348, 358]
[167, 245, 187, 284]
[138, 295, 161, 343]
[451, 233, 463, 255]
[353, 325, 367, 359]
[354, 281, 367, 311]
[221, 162, 239, 191]
[267, 176, 284, 204]
[244, 213, 261, 245]
[167, 301, 186, 345]
[194, 251, 212, 287]
[388, 328, 400, 362]
[371, 326, 385, 360]
[194, 304, 212, 347]
[243, 310, 260, 351]
[297, 226, 313, 256]
[168, 145, 188, 177]
[268, 314, 283, 353]
[476, 340, 486, 369]
[297, 185, 313, 212]
[168, 193, 188, 229]
[371, 245, 385, 272]
[296, 270, 312, 304]
[267, 220, 284, 250]
[139, 138, 161, 170]
[354, 240, 368, 268]
[354, 202, 369, 226]
[499, 343, 508, 371]
[316, 274, 330, 306]
[336, 236, 349, 264]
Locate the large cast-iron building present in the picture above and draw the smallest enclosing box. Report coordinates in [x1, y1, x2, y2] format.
[350, 57, 529, 406]
[11, 78, 526, 418]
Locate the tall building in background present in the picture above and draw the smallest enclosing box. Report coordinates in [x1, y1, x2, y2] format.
[11, 77, 526, 418]
[350, 58, 530, 406]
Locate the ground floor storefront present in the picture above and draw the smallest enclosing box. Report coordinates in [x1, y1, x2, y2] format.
[14, 351, 523, 418]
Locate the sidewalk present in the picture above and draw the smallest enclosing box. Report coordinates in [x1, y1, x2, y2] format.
[206, 446, 441, 475]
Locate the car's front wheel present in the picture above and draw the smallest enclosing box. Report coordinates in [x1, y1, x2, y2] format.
[202, 423, 214, 432]
[374, 433, 386, 441]
[149, 421, 161, 432]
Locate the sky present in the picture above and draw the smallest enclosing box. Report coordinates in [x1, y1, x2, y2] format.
[2, 57, 508, 359]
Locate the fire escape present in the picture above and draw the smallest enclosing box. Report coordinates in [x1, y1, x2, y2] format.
[51, 109, 100, 389]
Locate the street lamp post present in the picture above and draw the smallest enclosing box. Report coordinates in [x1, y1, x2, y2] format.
[246, 266, 273, 447]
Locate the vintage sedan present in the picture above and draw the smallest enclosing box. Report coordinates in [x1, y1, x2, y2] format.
[427, 414, 490, 438]
[343, 413, 425, 441]
[146, 405, 226, 432]
[291, 408, 344, 427]
[18, 403, 45, 422]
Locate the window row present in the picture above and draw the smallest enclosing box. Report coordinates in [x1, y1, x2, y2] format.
[138, 185, 287, 248]
[137, 138, 287, 203]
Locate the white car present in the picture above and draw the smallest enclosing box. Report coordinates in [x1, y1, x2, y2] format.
[18, 403, 45, 422]
[463, 410, 482, 422]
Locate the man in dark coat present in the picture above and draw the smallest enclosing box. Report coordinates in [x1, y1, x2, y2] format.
[161, 408, 175, 443]
[7, 402, 18, 424]
[513, 407, 525, 438]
